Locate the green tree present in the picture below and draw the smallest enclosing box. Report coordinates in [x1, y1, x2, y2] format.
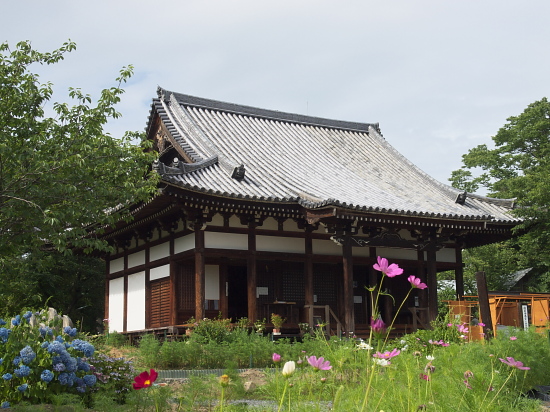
[0, 40, 158, 324]
[450, 98, 550, 289]
[0, 40, 158, 255]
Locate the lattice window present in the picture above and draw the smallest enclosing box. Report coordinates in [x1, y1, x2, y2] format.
[178, 263, 195, 311]
[282, 262, 305, 302]
[313, 263, 337, 305]
[150, 278, 170, 328]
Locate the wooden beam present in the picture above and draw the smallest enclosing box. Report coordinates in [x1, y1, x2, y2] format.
[247, 220, 258, 322]
[476, 271, 494, 339]
[342, 236, 355, 335]
[219, 259, 228, 319]
[304, 226, 314, 308]
[455, 244, 465, 300]
[426, 236, 438, 323]
[194, 224, 206, 321]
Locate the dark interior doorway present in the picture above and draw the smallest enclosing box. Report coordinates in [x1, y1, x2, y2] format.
[227, 265, 248, 322]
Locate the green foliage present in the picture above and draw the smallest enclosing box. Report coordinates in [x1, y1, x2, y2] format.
[450, 98, 550, 289]
[0, 40, 158, 255]
[87, 353, 134, 405]
[0, 309, 97, 407]
[190, 317, 233, 345]
[0, 251, 105, 332]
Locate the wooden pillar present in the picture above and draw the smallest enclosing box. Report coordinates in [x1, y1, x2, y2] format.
[104, 256, 110, 331]
[368, 247, 377, 321]
[219, 259, 228, 319]
[342, 236, 355, 335]
[247, 220, 258, 322]
[455, 243, 465, 300]
[476, 271, 494, 339]
[426, 233, 438, 323]
[304, 226, 314, 309]
[168, 261, 177, 325]
[194, 222, 206, 321]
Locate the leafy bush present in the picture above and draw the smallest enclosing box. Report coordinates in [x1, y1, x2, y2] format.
[87, 353, 134, 404]
[0, 309, 97, 408]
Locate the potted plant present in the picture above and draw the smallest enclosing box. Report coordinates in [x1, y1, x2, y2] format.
[254, 318, 266, 335]
[271, 313, 285, 335]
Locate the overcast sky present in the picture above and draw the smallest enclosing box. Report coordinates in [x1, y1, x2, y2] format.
[4, 1, 549, 189]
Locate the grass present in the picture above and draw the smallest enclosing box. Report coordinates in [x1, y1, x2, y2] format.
[6, 322, 550, 411]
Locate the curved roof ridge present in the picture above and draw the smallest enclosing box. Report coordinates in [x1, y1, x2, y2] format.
[159, 87, 379, 134]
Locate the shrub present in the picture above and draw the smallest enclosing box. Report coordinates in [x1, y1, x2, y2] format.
[0, 309, 98, 407]
[87, 353, 134, 404]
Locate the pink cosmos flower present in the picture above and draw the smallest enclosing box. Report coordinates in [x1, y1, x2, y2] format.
[420, 374, 430, 381]
[478, 322, 485, 327]
[499, 357, 530, 370]
[457, 324, 469, 334]
[464, 380, 472, 390]
[510, 336, 517, 341]
[307, 356, 332, 371]
[370, 317, 386, 334]
[272, 353, 281, 363]
[373, 256, 404, 278]
[373, 348, 401, 360]
[408, 275, 428, 289]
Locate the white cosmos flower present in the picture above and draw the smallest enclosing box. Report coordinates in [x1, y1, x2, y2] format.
[373, 358, 391, 367]
[357, 341, 374, 350]
[282, 361, 296, 377]
[426, 355, 435, 361]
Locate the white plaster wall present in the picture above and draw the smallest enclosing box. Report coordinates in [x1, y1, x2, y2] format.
[437, 247, 456, 263]
[128, 250, 145, 268]
[150, 264, 170, 281]
[108, 277, 124, 333]
[205, 232, 248, 250]
[284, 219, 301, 232]
[150, 242, 170, 262]
[208, 213, 224, 226]
[126, 272, 145, 332]
[205, 265, 219, 300]
[229, 215, 248, 228]
[313, 239, 342, 256]
[260, 217, 279, 231]
[257, 235, 304, 253]
[109, 257, 124, 274]
[174, 234, 195, 253]
[375, 247, 418, 261]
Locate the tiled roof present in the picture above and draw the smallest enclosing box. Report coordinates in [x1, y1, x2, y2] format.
[148, 87, 519, 224]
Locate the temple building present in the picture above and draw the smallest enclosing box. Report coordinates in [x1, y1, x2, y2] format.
[101, 88, 519, 337]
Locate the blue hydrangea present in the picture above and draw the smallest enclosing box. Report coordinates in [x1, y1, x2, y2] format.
[22, 311, 32, 322]
[53, 362, 65, 372]
[14, 365, 31, 377]
[58, 372, 69, 385]
[63, 326, 77, 337]
[83, 374, 97, 387]
[0, 319, 5, 326]
[12, 356, 21, 366]
[20, 345, 36, 364]
[55, 335, 64, 343]
[47, 341, 66, 355]
[11, 315, 21, 326]
[41, 341, 49, 349]
[2, 373, 12, 381]
[0, 328, 10, 343]
[0, 358, 3, 365]
[76, 386, 86, 393]
[65, 357, 77, 373]
[17, 384, 28, 392]
[1, 401, 10, 408]
[40, 369, 54, 383]
[77, 358, 90, 372]
[71, 339, 95, 357]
